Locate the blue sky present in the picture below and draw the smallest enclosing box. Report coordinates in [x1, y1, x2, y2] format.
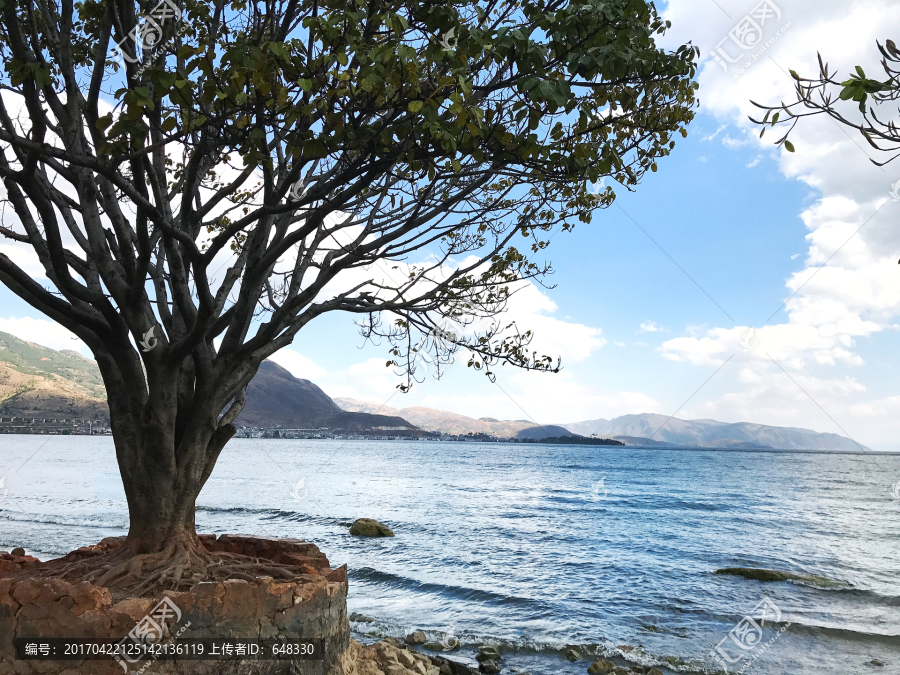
[1, 0, 897, 450]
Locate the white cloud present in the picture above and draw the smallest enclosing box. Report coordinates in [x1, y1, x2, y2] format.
[0, 245, 45, 279]
[653, 0, 900, 449]
[501, 283, 606, 362]
[0, 316, 87, 352]
[268, 349, 327, 381]
[639, 321, 667, 333]
[416, 369, 662, 425]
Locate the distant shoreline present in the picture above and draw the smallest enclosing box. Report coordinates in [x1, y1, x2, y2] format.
[0, 431, 895, 454]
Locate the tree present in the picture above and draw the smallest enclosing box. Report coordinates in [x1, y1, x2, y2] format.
[0, 0, 697, 592]
[751, 40, 900, 163]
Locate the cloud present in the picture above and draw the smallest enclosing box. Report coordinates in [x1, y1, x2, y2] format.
[501, 283, 606, 362]
[651, 0, 900, 449]
[639, 321, 667, 333]
[0, 316, 87, 352]
[268, 349, 327, 381]
[416, 369, 662, 425]
[0, 245, 45, 279]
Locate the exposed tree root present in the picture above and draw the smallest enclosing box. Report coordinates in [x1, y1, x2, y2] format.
[30, 538, 316, 598]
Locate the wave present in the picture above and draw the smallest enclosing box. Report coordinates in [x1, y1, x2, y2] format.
[825, 587, 900, 606]
[0, 509, 126, 530]
[195, 505, 350, 527]
[773, 620, 900, 645]
[351, 566, 545, 609]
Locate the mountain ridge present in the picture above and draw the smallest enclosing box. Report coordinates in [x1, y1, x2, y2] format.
[0, 334, 873, 450]
[561, 413, 868, 451]
[336, 399, 870, 450]
[0, 331, 109, 422]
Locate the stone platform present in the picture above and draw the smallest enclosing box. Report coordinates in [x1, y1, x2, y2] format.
[0, 535, 349, 675]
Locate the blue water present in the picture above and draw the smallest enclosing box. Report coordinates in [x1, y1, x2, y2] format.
[1, 435, 898, 674]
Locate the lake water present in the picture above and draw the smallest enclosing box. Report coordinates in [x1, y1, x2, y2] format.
[1, 435, 898, 674]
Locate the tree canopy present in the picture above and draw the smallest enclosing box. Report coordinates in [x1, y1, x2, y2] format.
[0, 0, 698, 569]
[752, 39, 900, 164]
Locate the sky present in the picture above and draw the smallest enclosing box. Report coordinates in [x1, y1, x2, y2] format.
[1, 0, 898, 450]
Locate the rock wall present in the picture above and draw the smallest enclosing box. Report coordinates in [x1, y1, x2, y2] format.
[0, 535, 349, 675]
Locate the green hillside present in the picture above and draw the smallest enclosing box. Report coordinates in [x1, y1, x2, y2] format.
[0, 331, 105, 398]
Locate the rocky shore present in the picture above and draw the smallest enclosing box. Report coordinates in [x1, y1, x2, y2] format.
[2, 538, 674, 675]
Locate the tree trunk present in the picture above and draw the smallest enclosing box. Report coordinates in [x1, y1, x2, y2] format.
[121, 464, 203, 555]
[111, 404, 234, 557]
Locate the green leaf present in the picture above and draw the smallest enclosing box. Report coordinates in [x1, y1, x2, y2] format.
[855, 65, 866, 78]
[408, 100, 423, 113]
[336, 52, 348, 66]
[784, 140, 795, 152]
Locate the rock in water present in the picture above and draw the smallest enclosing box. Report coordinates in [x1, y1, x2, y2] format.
[476, 647, 500, 662]
[479, 660, 501, 674]
[587, 659, 616, 674]
[565, 648, 580, 661]
[349, 517, 395, 537]
[714, 566, 845, 587]
[349, 612, 376, 623]
[405, 630, 427, 645]
[10, 548, 24, 556]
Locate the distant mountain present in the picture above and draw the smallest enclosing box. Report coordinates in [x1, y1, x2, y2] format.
[562, 413, 867, 451]
[0, 331, 108, 422]
[0, 341, 416, 433]
[516, 425, 579, 440]
[334, 397, 537, 436]
[237, 361, 420, 431]
[237, 360, 343, 427]
[0, 334, 873, 450]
